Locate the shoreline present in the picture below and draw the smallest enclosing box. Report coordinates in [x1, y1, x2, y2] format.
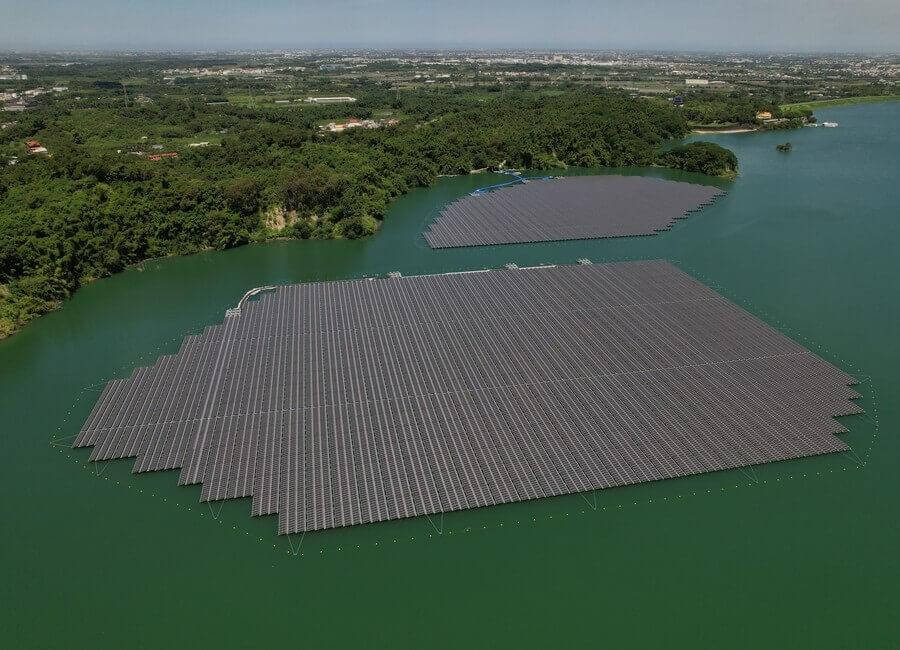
[780, 94, 900, 112]
[0, 158, 739, 341]
[692, 127, 757, 134]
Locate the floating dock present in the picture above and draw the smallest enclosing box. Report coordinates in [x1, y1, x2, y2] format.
[423, 176, 725, 248]
[75, 261, 859, 534]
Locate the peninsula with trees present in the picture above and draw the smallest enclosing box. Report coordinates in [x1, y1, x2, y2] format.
[0, 57, 746, 339]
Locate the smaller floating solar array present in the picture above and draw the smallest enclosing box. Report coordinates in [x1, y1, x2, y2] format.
[423, 175, 725, 248]
[75, 261, 859, 535]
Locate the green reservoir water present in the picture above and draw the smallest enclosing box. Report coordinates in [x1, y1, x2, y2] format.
[2, 102, 899, 648]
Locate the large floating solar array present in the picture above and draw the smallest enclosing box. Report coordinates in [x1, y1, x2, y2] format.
[423, 175, 725, 248]
[75, 261, 860, 534]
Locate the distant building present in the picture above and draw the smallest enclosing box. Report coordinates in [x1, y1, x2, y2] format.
[672, 96, 685, 106]
[321, 119, 365, 132]
[320, 117, 398, 133]
[306, 96, 357, 104]
[188, 142, 209, 147]
[52, 86, 68, 92]
[685, 79, 709, 86]
[756, 111, 773, 120]
[25, 139, 48, 154]
[148, 152, 178, 161]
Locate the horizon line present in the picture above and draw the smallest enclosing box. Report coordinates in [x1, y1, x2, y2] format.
[1, 46, 898, 56]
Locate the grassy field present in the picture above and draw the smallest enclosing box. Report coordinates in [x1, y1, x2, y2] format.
[780, 94, 900, 112]
[225, 93, 307, 107]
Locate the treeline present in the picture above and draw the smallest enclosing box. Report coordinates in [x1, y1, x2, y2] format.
[660, 142, 738, 179]
[0, 87, 732, 338]
[681, 90, 812, 126]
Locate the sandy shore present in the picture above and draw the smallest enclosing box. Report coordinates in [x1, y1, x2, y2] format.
[692, 128, 757, 134]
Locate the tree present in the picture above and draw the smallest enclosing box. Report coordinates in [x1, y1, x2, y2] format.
[224, 177, 262, 216]
[659, 142, 738, 178]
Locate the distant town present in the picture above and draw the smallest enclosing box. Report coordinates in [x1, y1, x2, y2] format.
[1, 50, 896, 166]
[1, 50, 897, 116]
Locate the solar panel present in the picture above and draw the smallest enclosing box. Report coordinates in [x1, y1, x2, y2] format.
[423, 176, 725, 248]
[75, 261, 859, 534]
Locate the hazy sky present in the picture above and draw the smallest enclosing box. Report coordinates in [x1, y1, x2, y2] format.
[1, 0, 898, 53]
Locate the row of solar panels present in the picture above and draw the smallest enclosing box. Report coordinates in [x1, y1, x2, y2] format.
[281, 358, 857, 533]
[78, 280, 820, 434]
[75, 262, 859, 534]
[163, 259, 726, 340]
[423, 176, 725, 248]
[82, 299, 822, 433]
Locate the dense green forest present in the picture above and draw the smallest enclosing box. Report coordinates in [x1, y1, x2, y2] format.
[681, 89, 812, 127]
[0, 84, 735, 338]
[661, 142, 738, 178]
